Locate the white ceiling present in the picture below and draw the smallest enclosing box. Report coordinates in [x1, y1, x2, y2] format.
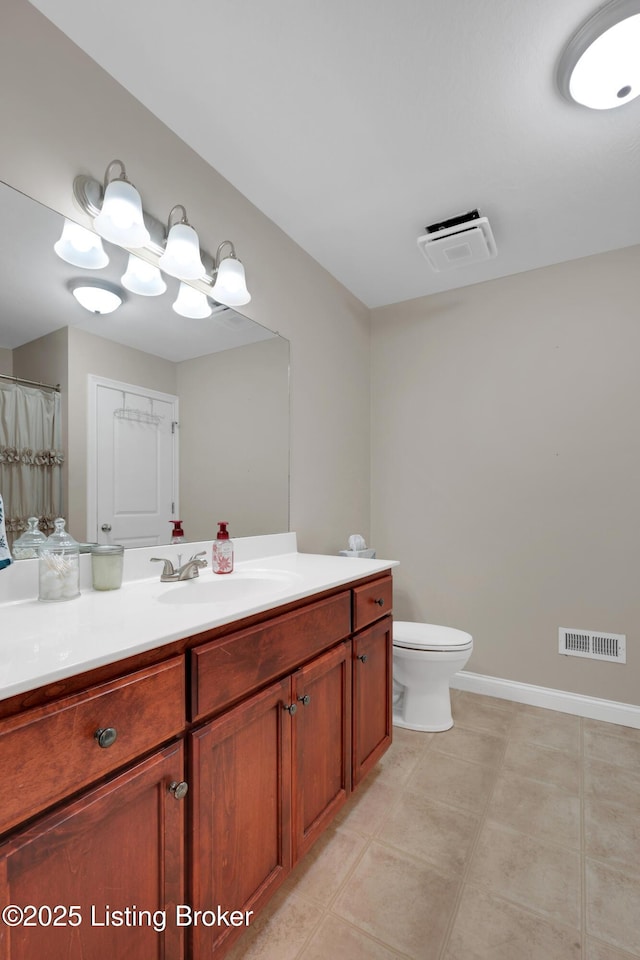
[27, 0, 640, 309]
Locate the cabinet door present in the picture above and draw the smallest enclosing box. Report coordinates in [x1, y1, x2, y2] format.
[0, 741, 185, 960]
[189, 676, 292, 959]
[291, 643, 351, 862]
[352, 616, 393, 787]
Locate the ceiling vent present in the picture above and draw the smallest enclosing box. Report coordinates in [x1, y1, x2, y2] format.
[417, 209, 497, 272]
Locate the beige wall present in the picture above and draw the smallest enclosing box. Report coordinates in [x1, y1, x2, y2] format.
[177, 337, 290, 541]
[371, 245, 640, 706]
[0, 348, 12, 375]
[1, 0, 371, 555]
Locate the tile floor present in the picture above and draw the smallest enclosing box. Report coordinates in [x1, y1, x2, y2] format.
[227, 690, 640, 960]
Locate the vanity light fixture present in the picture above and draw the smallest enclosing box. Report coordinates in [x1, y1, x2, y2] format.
[172, 282, 213, 319]
[72, 159, 252, 307]
[210, 241, 251, 306]
[70, 280, 123, 315]
[93, 160, 151, 247]
[158, 204, 206, 280]
[558, 0, 640, 109]
[54, 219, 109, 269]
[121, 254, 167, 297]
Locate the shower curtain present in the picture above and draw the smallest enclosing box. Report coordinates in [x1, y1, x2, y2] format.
[0, 381, 64, 547]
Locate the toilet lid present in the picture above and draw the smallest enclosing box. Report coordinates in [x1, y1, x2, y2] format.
[393, 621, 473, 652]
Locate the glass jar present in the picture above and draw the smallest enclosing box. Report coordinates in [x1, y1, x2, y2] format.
[91, 544, 124, 591]
[12, 517, 46, 559]
[38, 518, 80, 602]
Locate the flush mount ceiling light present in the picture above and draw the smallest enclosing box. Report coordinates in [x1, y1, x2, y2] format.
[558, 0, 640, 109]
[93, 160, 151, 247]
[210, 241, 251, 306]
[54, 219, 109, 269]
[70, 280, 123, 315]
[72, 159, 251, 308]
[158, 205, 206, 280]
[121, 254, 167, 296]
[172, 282, 213, 319]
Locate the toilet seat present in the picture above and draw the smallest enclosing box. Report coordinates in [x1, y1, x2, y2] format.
[393, 621, 473, 653]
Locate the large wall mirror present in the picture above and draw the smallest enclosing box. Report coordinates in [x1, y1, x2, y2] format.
[0, 180, 290, 549]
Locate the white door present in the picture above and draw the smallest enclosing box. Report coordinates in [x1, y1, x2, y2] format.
[88, 376, 179, 547]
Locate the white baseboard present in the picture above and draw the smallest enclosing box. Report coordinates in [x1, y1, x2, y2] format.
[451, 670, 640, 730]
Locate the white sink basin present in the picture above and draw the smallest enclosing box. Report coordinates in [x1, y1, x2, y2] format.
[156, 569, 301, 605]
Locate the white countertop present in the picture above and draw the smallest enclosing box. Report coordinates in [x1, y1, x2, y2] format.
[0, 533, 397, 703]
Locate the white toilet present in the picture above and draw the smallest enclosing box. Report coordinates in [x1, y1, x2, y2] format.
[392, 621, 473, 732]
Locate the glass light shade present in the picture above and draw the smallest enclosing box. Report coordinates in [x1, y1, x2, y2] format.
[569, 14, 640, 108]
[54, 219, 109, 268]
[210, 256, 251, 306]
[121, 254, 167, 296]
[172, 282, 213, 319]
[159, 222, 206, 280]
[72, 284, 122, 315]
[93, 178, 150, 247]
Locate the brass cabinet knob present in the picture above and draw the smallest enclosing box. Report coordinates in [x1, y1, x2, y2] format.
[374, 597, 385, 606]
[168, 781, 189, 800]
[94, 727, 117, 749]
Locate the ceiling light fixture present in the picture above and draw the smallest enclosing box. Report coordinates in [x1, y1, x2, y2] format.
[172, 282, 213, 319]
[558, 0, 640, 109]
[92, 160, 151, 247]
[121, 254, 167, 297]
[158, 205, 206, 280]
[54, 219, 109, 269]
[72, 160, 251, 308]
[70, 280, 123, 315]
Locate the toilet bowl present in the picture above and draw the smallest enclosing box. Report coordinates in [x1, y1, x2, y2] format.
[393, 621, 473, 732]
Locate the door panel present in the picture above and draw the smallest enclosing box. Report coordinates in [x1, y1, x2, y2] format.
[89, 376, 178, 547]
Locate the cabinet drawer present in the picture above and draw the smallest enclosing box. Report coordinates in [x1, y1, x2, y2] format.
[0, 656, 184, 836]
[191, 592, 351, 721]
[352, 575, 393, 632]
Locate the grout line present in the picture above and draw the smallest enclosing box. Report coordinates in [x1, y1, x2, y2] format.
[580, 716, 588, 956]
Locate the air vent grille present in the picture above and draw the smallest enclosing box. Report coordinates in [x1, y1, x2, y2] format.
[559, 628, 626, 663]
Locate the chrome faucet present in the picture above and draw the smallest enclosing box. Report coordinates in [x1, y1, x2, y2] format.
[151, 551, 208, 581]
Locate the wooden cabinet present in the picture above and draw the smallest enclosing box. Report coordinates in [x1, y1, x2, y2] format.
[0, 657, 184, 836]
[352, 615, 393, 787]
[0, 741, 186, 960]
[189, 641, 352, 958]
[189, 677, 293, 959]
[291, 642, 351, 861]
[0, 570, 393, 960]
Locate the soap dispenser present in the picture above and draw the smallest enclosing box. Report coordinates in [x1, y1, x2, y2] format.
[212, 521, 234, 574]
[170, 520, 185, 544]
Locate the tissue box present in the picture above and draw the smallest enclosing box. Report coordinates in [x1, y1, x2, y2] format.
[339, 548, 376, 559]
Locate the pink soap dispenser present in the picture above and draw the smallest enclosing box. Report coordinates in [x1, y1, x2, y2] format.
[212, 521, 234, 574]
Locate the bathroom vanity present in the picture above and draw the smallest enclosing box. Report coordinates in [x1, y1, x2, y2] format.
[0, 536, 396, 959]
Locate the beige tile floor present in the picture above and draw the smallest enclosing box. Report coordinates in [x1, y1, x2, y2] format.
[227, 690, 640, 960]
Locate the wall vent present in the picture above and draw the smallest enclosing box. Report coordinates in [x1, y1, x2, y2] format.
[559, 628, 626, 663]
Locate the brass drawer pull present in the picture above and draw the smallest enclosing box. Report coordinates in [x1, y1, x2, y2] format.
[373, 598, 385, 607]
[94, 727, 118, 749]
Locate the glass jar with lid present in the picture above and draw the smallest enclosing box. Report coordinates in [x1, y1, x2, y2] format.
[12, 517, 46, 559]
[38, 518, 80, 602]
